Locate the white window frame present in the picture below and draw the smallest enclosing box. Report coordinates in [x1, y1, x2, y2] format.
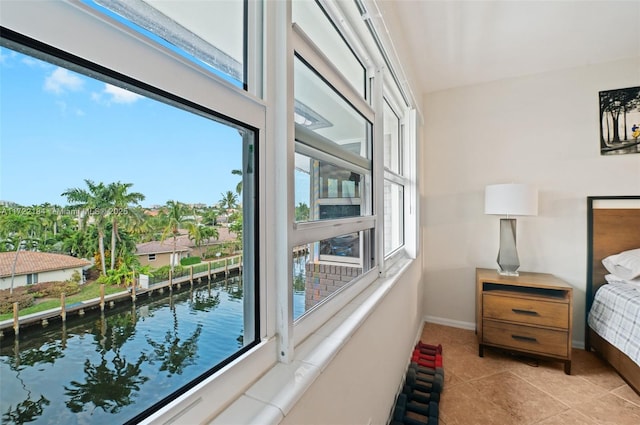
[286, 0, 419, 350]
[0, 1, 273, 422]
[290, 23, 380, 341]
[0, 0, 420, 423]
[382, 92, 408, 259]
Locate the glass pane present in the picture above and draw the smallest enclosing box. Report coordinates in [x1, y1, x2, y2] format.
[0, 46, 256, 424]
[295, 151, 366, 223]
[384, 181, 404, 255]
[89, 0, 245, 87]
[293, 230, 371, 320]
[292, 0, 365, 97]
[294, 56, 370, 160]
[383, 99, 401, 174]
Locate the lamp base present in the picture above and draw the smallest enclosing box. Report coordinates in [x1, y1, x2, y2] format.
[497, 218, 520, 276]
[497, 269, 520, 277]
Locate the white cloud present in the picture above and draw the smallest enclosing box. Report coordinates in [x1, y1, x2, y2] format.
[44, 67, 84, 94]
[103, 84, 142, 104]
[22, 56, 49, 68]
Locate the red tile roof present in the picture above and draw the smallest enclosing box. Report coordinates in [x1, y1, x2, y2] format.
[0, 252, 91, 278]
[135, 228, 238, 255]
[135, 239, 192, 255]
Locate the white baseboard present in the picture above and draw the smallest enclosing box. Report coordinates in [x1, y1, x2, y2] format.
[573, 340, 585, 350]
[423, 315, 476, 331]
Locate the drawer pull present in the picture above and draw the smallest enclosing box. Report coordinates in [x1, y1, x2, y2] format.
[511, 334, 538, 343]
[512, 308, 539, 316]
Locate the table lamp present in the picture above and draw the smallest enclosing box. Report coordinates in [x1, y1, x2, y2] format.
[484, 183, 538, 276]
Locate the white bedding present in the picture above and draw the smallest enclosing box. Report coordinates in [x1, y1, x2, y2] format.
[588, 281, 640, 366]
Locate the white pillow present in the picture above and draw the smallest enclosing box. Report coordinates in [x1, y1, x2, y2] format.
[602, 248, 640, 281]
[605, 273, 640, 289]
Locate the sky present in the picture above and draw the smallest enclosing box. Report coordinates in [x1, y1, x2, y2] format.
[0, 47, 244, 208]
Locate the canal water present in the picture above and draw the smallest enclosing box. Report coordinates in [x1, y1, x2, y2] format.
[0, 275, 306, 425]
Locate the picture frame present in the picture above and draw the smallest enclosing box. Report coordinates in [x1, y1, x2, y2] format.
[599, 85, 640, 155]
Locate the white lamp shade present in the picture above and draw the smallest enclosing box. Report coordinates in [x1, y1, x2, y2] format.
[485, 184, 538, 216]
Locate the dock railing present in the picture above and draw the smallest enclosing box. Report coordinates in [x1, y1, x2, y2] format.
[0, 254, 242, 336]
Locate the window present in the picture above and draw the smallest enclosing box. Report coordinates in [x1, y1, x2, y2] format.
[294, 56, 370, 162]
[1, 0, 418, 423]
[384, 99, 402, 175]
[86, 0, 247, 88]
[0, 1, 260, 420]
[383, 98, 406, 256]
[292, 0, 366, 97]
[292, 16, 375, 321]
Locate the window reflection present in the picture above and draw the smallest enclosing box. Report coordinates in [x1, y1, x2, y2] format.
[294, 152, 364, 223]
[293, 229, 370, 320]
[294, 56, 370, 160]
[292, 0, 365, 97]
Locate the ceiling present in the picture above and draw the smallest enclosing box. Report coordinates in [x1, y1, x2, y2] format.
[377, 0, 640, 94]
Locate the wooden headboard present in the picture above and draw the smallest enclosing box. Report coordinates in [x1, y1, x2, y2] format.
[586, 196, 640, 317]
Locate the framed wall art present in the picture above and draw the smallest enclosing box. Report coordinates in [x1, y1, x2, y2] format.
[599, 85, 640, 155]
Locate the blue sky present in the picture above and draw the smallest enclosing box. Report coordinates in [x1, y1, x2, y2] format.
[0, 47, 244, 208]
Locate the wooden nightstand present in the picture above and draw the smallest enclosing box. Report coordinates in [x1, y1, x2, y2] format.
[476, 268, 573, 374]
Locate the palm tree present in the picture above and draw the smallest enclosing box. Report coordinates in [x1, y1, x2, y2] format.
[62, 229, 86, 258]
[186, 222, 219, 254]
[201, 207, 220, 226]
[160, 201, 192, 273]
[38, 203, 58, 243]
[122, 206, 155, 242]
[106, 182, 145, 271]
[62, 179, 111, 276]
[219, 191, 238, 214]
[231, 169, 243, 196]
[0, 213, 39, 294]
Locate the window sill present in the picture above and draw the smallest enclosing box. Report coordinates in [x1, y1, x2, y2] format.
[210, 256, 414, 424]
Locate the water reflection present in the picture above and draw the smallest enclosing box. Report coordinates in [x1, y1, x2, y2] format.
[0, 276, 244, 425]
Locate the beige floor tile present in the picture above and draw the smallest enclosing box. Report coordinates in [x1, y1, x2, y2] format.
[612, 385, 640, 407]
[570, 348, 609, 374]
[512, 363, 609, 406]
[574, 393, 640, 425]
[439, 382, 518, 425]
[442, 370, 464, 389]
[534, 409, 600, 425]
[579, 364, 628, 391]
[469, 371, 567, 424]
[423, 322, 640, 425]
[422, 323, 476, 346]
[441, 347, 518, 382]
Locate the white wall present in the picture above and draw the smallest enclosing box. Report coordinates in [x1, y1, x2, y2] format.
[281, 258, 424, 424]
[422, 57, 640, 344]
[0, 268, 82, 290]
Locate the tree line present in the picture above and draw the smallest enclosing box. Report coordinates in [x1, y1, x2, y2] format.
[0, 179, 243, 293]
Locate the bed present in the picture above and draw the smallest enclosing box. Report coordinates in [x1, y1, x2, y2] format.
[585, 195, 640, 395]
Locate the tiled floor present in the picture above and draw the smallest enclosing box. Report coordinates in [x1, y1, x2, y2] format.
[420, 322, 640, 425]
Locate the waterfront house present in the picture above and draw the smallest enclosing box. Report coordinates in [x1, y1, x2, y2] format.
[135, 227, 238, 268]
[0, 252, 91, 290]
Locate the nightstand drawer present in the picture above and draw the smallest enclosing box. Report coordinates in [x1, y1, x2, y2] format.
[483, 293, 569, 328]
[483, 320, 568, 357]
